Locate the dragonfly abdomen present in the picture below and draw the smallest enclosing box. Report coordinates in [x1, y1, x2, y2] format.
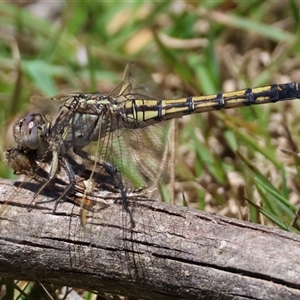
[190, 82, 300, 113]
[123, 82, 300, 126]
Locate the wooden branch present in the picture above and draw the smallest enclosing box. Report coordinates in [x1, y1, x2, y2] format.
[0, 178, 300, 299]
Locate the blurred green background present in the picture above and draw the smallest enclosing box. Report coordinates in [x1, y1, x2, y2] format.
[1, 1, 300, 297]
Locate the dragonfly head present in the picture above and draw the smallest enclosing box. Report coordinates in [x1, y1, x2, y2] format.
[13, 112, 48, 150]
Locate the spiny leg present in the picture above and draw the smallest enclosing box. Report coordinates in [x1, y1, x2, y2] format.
[75, 148, 135, 227]
[102, 161, 135, 227]
[51, 156, 76, 212]
[30, 149, 76, 211]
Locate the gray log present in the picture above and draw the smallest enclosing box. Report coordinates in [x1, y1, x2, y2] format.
[0, 178, 299, 300]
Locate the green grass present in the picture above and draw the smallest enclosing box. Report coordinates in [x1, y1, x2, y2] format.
[1, 1, 300, 298]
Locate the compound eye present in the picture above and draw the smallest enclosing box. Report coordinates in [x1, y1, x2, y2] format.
[13, 113, 45, 150]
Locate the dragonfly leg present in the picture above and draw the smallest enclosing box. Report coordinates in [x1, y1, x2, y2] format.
[30, 149, 60, 205]
[52, 156, 76, 212]
[29, 150, 75, 211]
[102, 161, 135, 227]
[74, 148, 125, 191]
[74, 148, 135, 227]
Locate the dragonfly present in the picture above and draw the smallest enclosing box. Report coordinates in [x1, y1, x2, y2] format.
[4, 62, 300, 218]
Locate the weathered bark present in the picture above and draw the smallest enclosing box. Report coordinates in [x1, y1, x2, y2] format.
[0, 178, 299, 300]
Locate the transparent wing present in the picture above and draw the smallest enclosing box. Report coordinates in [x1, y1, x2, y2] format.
[101, 124, 168, 198]
[84, 63, 168, 198]
[111, 62, 164, 101]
